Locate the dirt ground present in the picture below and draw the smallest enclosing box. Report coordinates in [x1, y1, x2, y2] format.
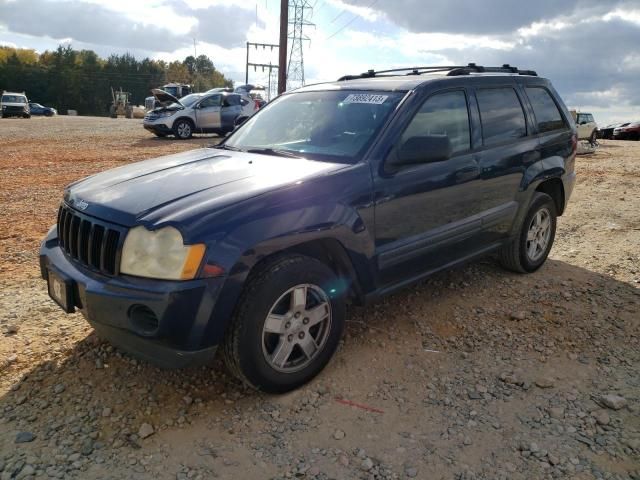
[0, 116, 638, 480]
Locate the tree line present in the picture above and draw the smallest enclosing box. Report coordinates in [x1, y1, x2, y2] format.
[0, 45, 234, 116]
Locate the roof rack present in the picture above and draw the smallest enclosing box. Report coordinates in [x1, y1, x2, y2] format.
[337, 63, 537, 81]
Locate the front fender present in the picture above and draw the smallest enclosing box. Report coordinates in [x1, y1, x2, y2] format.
[196, 165, 376, 345]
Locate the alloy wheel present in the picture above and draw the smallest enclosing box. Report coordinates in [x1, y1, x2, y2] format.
[261, 284, 332, 373]
[526, 207, 552, 262]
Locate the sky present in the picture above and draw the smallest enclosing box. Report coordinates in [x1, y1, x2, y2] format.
[0, 0, 639, 124]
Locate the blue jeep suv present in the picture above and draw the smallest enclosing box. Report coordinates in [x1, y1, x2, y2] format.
[40, 64, 577, 392]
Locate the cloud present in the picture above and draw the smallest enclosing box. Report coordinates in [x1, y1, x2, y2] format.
[339, 0, 633, 34]
[0, 0, 258, 52]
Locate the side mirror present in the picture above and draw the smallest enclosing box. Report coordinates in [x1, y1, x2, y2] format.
[393, 135, 452, 166]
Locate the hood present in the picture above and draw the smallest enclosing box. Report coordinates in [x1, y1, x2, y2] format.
[64, 148, 346, 229]
[151, 88, 181, 107]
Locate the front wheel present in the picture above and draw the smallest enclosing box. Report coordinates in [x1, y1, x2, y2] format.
[499, 192, 557, 273]
[173, 119, 193, 139]
[223, 255, 345, 393]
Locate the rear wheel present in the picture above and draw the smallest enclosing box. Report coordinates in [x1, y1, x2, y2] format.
[173, 119, 193, 139]
[589, 129, 597, 146]
[499, 192, 557, 273]
[223, 255, 345, 393]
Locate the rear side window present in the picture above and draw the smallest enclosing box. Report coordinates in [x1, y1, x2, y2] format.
[224, 95, 240, 107]
[401, 90, 471, 155]
[526, 87, 566, 133]
[476, 88, 527, 146]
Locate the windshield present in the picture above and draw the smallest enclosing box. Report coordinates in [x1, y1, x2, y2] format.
[224, 90, 404, 163]
[164, 86, 178, 96]
[2, 95, 26, 103]
[171, 93, 200, 109]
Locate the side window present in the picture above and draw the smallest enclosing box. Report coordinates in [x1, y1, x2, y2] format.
[400, 90, 471, 155]
[223, 95, 240, 107]
[476, 87, 527, 146]
[199, 95, 221, 108]
[525, 87, 566, 133]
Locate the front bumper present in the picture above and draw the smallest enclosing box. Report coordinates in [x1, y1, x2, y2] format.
[40, 228, 226, 368]
[143, 120, 173, 135]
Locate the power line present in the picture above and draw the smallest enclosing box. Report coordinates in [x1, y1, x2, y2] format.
[325, 0, 379, 40]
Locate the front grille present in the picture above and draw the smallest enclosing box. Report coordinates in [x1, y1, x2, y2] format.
[57, 205, 123, 275]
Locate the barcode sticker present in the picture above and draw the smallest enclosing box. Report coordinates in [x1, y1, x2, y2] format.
[342, 94, 388, 105]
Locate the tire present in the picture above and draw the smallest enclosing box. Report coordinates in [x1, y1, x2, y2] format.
[223, 255, 346, 393]
[499, 192, 557, 273]
[173, 119, 193, 139]
[589, 130, 597, 145]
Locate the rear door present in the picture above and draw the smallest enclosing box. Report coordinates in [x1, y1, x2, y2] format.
[194, 94, 222, 130]
[221, 94, 242, 131]
[373, 88, 484, 284]
[470, 79, 539, 243]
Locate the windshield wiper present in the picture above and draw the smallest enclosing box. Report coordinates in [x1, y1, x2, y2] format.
[212, 144, 241, 151]
[246, 147, 301, 158]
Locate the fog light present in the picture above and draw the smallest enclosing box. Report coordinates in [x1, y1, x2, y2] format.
[128, 305, 159, 335]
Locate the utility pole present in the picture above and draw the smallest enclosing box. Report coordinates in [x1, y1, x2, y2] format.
[278, 0, 288, 94]
[245, 42, 279, 88]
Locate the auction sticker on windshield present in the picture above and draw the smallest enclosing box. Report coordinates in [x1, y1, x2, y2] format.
[342, 94, 388, 104]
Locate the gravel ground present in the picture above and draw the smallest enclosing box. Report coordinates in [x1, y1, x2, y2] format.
[0, 116, 638, 480]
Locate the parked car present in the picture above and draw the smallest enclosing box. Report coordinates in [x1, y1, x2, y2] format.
[613, 122, 640, 140]
[599, 122, 629, 139]
[143, 90, 247, 139]
[144, 83, 192, 111]
[29, 102, 57, 116]
[206, 86, 259, 121]
[40, 64, 577, 393]
[574, 112, 598, 143]
[1, 91, 30, 118]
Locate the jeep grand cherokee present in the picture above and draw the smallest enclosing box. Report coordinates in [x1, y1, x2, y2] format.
[40, 64, 577, 393]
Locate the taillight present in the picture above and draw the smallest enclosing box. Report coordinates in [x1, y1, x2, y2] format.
[254, 100, 260, 110]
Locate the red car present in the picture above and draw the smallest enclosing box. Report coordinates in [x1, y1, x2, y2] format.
[613, 122, 640, 140]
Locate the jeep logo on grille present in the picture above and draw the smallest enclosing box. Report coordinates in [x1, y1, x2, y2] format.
[76, 199, 89, 211]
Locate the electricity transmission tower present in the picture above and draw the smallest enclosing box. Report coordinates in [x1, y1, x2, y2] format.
[287, 0, 314, 90]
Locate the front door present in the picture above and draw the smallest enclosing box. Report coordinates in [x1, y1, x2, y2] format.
[373, 89, 483, 285]
[195, 94, 222, 130]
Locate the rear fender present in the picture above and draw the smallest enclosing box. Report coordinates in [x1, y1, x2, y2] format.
[510, 158, 566, 235]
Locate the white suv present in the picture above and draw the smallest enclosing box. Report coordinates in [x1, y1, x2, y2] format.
[143, 90, 253, 140]
[1, 91, 30, 118]
[575, 112, 598, 142]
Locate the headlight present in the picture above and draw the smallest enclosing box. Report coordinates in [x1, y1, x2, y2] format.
[156, 110, 176, 118]
[120, 226, 206, 280]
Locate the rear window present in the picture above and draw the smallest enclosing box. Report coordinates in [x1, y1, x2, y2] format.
[476, 88, 527, 146]
[526, 87, 566, 133]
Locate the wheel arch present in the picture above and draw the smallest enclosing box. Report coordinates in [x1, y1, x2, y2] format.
[535, 177, 565, 216]
[202, 235, 372, 349]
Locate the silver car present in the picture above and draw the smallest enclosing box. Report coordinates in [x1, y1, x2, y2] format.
[143, 89, 248, 139]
